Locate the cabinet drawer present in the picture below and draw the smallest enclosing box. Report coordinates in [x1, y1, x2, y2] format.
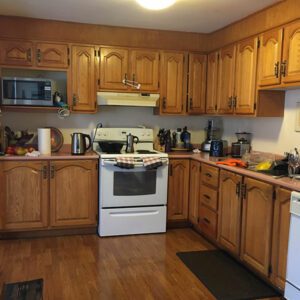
[199, 205, 217, 239]
[201, 164, 219, 187]
[200, 185, 218, 211]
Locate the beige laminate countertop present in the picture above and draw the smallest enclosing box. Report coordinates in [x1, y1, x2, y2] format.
[168, 151, 300, 192]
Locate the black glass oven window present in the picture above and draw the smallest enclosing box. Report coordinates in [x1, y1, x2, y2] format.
[114, 170, 157, 196]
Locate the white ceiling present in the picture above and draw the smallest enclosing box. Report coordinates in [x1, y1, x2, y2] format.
[0, 0, 282, 33]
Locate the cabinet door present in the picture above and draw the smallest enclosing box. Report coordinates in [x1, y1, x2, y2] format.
[271, 188, 291, 290]
[188, 53, 207, 114]
[36, 42, 69, 68]
[217, 45, 235, 114]
[206, 51, 218, 114]
[235, 37, 258, 115]
[282, 21, 300, 84]
[71, 45, 97, 111]
[0, 40, 33, 66]
[0, 161, 48, 230]
[258, 29, 283, 86]
[218, 170, 242, 256]
[241, 177, 273, 276]
[50, 160, 98, 227]
[100, 47, 128, 90]
[130, 49, 159, 92]
[160, 51, 185, 114]
[168, 159, 190, 221]
[189, 160, 201, 226]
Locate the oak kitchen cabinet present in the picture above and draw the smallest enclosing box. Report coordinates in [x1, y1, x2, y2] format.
[218, 170, 243, 256]
[271, 188, 291, 290]
[71, 45, 97, 112]
[188, 160, 201, 227]
[187, 53, 207, 114]
[258, 20, 300, 87]
[207, 37, 258, 115]
[167, 159, 190, 221]
[100, 47, 159, 92]
[0, 159, 98, 231]
[0, 39, 69, 69]
[199, 163, 219, 240]
[160, 51, 187, 114]
[240, 177, 274, 276]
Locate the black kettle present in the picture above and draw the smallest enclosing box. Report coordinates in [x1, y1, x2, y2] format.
[71, 133, 92, 155]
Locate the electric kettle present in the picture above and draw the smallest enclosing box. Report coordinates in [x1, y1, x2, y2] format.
[71, 133, 92, 155]
[125, 133, 139, 153]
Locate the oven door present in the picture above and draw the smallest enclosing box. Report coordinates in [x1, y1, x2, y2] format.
[100, 158, 168, 207]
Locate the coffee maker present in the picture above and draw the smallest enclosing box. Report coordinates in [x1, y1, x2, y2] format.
[231, 132, 251, 158]
[201, 120, 220, 152]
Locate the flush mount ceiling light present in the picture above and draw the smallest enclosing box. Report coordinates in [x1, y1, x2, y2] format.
[136, 0, 176, 10]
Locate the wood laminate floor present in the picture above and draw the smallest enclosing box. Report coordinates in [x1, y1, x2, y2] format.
[0, 228, 281, 300]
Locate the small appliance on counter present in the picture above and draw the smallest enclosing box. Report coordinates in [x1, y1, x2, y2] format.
[209, 140, 228, 157]
[231, 132, 251, 158]
[71, 133, 92, 155]
[201, 120, 220, 152]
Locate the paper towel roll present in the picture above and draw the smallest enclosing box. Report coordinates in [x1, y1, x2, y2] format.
[38, 128, 51, 155]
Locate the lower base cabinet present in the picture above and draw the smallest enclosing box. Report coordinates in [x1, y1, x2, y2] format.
[167, 159, 190, 221]
[0, 159, 98, 232]
[240, 177, 274, 276]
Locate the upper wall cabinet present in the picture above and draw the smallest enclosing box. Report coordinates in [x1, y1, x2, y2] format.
[70, 45, 97, 112]
[187, 53, 207, 114]
[100, 47, 159, 92]
[160, 51, 186, 114]
[258, 20, 300, 87]
[0, 39, 69, 69]
[206, 37, 259, 115]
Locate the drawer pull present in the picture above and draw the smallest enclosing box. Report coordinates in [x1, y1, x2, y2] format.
[203, 194, 211, 200]
[203, 217, 210, 224]
[205, 172, 212, 178]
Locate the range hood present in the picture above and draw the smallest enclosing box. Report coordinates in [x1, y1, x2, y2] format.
[97, 92, 159, 107]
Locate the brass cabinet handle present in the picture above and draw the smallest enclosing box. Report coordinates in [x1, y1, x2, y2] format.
[232, 96, 237, 108]
[274, 61, 279, 78]
[236, 182, 241, 196]
[37, 49, 41, 63]
[228, 96, 233, 108]
[203, 194, 211, 200]
[72, 94, 77, 106]
[27, 49, 32, 61]
[203, 217, 210, 224]
[42, 165, 48, 179]
[281, 60, 287, 77]
[241, 183, 247, 199]
[162, 97, 167, 109]
[50, 165, 55, 179]
[205, 172, 212, 178]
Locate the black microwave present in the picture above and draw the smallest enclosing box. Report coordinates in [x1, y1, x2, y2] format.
[1, 77, 54, 106]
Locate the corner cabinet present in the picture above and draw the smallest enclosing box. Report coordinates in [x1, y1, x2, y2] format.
[0, 161, 48, 230]
[71, 45, 97, 112]
[240, 177, 274, 276]
[167, 159, 190, 221]
[0, 159, 98, 232]
[50, 160, 98, 227]
[160, 51, 186, 114]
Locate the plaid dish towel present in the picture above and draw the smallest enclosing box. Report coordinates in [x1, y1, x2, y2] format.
[143, 157, 163, 170]
[116, 157, 135, 169]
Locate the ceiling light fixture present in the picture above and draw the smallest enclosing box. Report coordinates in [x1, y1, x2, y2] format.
[136, 0, 176, 10]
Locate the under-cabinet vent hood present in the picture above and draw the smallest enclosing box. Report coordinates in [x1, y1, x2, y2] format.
[97, 92, 159, 107]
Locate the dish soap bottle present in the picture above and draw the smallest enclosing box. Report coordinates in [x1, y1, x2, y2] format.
[181, 126, 191, 149]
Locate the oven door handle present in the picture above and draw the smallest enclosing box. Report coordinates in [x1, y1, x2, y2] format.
[109, 210, 160, 217]
[101, 158, 169, 167]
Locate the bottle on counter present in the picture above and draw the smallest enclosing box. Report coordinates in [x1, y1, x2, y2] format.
[164, 130, 172, 153]
[181, 126, 191, 149]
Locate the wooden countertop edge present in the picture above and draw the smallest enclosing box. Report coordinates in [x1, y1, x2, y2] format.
[0, 151, 99, 161]
[168, 152, 300, 192]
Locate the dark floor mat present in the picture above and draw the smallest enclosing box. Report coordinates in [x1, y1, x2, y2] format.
[177, 250, 280, 300]
[2, 278, 43, 300]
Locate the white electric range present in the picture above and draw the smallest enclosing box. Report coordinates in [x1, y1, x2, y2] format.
[93, 127, 168, 237]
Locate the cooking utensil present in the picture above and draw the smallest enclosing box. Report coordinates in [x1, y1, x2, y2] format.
[125, 133, 139, 153]
[98, 142, 124, 154]
[49, 127, 64, 152]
